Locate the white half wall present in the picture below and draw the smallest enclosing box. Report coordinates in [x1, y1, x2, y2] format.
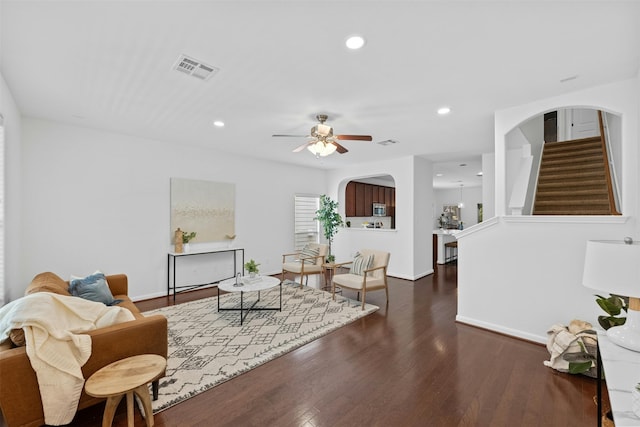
[19, 118, 327, 301]
[457, 216, 633, 343]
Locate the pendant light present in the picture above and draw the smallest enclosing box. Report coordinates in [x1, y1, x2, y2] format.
[458, 184, 465, 208]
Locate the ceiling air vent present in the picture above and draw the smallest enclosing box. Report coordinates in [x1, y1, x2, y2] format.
[173, 54, 219, 81]
[376, 139, 399, 146]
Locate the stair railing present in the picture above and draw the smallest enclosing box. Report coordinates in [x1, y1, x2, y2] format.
[598, 111, 621, 215]
[508, 144, 534, 215]
[528, 141, 545, 215]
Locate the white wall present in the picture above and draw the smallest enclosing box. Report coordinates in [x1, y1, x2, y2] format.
[494, 78, 639, 217]
[482, 152, 495, 219]
[412, 156, 433, 277]
[0, 71, 22, 303]
[458, 77, 639, 343]
[18, 118, 327, 301]
[457, 216, 634, 343]
[604, 112, 623, 207]
[327, 156, 434, 280]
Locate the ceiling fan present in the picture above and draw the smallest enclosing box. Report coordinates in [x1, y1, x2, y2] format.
[272, 114, 372, 156]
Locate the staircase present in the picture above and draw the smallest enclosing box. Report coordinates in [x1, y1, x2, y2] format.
[533, 136, 619, 215]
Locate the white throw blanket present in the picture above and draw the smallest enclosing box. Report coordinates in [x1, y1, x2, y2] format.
[0, 292, 135, 425]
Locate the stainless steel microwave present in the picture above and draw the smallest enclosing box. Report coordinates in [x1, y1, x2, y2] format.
[373, 203, 386, 216]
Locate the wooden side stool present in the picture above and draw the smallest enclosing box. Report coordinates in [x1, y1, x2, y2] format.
[85, 354, 166, 427]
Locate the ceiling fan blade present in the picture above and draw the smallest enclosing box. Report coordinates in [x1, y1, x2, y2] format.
[272, 134, 310, 138]
[292, 141, 312, 153]
[331, 141, 349, 154]
[336, 134, 373, 141]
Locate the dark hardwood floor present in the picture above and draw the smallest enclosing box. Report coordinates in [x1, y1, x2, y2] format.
[68, 264, 602, 427]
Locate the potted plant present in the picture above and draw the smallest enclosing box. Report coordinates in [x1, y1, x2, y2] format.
[244, 259, 260, 278]
[182, 231, 196, 252]
[315, 194, 343, 263]
[595, 293, 628, 330]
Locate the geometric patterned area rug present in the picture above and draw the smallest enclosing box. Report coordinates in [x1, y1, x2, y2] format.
[143, 280, 378, 413]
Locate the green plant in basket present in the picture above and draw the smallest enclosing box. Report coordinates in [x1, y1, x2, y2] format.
[595, 294, 628, 330]
[244, 259, 260, 274]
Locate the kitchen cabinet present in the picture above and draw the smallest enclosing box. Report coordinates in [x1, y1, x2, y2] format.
[345, 183, 356, 217]
[355, 183, 366, 216]
[363, 185, 373, 216]
[345, 181, 395, 221]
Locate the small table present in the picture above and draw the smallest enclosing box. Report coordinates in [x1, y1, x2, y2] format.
[217, 275, 281, 325]
[85, 354, 166, 427]
[322, 262, 343, 294]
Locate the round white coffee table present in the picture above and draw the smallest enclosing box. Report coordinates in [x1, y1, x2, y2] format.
[217, 275, 281, 325]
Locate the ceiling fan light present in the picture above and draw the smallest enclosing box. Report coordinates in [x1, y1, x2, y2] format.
[307, 141, 323, 156]
[307, 141, 336, 157]
[320, 143, 337, 156]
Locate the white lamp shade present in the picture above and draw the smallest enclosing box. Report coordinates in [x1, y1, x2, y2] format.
[582, 240, 640, 297]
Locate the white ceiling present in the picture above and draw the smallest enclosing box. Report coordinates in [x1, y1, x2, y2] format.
[2, 1, 639, 188]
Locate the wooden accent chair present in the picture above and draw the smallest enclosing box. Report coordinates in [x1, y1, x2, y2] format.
[331, 249, 390, 310]
[282, 243, 328, 287]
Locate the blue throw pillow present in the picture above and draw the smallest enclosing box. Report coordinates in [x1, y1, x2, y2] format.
[69, 271, 122, 306]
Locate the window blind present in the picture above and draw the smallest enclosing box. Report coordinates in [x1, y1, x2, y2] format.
[294, 195, 319, 251]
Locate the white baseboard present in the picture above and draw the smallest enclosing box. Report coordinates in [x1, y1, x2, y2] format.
[455, 315, 546, 345]
[389, 269, 434, 281]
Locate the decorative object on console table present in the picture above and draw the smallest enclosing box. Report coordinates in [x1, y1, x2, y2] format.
[182, 231, 196, 253]
[174, 228, 183, 253]
[583, 237, 640, 351]
[315, 194, 343, 261]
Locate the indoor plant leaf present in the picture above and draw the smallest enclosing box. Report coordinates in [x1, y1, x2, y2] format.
[568, 360, 593, 375]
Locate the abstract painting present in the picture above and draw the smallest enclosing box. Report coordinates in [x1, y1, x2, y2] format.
[170, 178, 235, 243]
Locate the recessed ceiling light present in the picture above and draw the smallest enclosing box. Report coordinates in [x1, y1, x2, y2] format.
[476, 171, 483, 176]
[213, 121, 225, 127]
[345, 35, 366, 50]
[459, 163, 467, 167]
[437, 107, 451, 115]
[436, 173, 443, 177]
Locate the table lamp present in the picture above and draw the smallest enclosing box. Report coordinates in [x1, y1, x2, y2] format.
[582, 238, 640, 352]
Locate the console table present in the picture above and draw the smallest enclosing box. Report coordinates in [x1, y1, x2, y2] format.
[597, 331, 640, 426]
[167, 248, 244, 301]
